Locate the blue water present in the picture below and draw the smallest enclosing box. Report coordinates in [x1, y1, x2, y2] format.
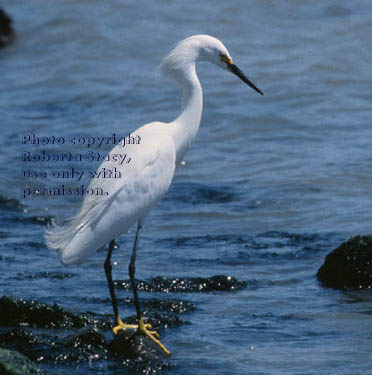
[1, 1, 372, 374]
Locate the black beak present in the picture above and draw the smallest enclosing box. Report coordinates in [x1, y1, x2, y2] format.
[228, 63, 264, 96]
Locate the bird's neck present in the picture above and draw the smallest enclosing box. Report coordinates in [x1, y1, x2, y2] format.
[170, 65, 203, 163]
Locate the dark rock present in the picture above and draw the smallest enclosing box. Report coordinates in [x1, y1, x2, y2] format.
[109, 329, 170, 364]
[0, 328, 48, 362]
[0, 327, 109, 364]
[0, 195, 23, 211]
[125, 310, 185, 329]
[0, 327, 109, 363]
[0, 295, 176, 367]
[107, 325, 171, 374]
[62, 327, 107, 349]
[0, 296, 87, 328]
[115, 275, 246, 293]
[53, 327, 108, 363]
[0, 348, 42, 375]
[317, 235, 372, 290]
[0, 325, 170, 371]
[125, 296, 196, 314]
[0, 8, 15, 48]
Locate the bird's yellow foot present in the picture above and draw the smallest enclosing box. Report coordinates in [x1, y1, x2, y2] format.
[112, 316, 152, 335]
[137, 317, 171, 356]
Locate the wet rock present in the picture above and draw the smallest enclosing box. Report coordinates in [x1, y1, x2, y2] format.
[63, 327, 107, 349]
[0, 296, 178, 368]
[0, 9, 15, 48]
[125, 310, 185, 329]
[0, 296, 87, 328]
[56, 325, 170, 364]
[126, 297, 196, 314]
[0, 325, 170, 372]
[317, 235, 372, 290]
[0, 348, 42, 375]
[115, 275, 246, 293]
[0, 327, 109, 364]
[109, 328, 165, 360]
[0, 328, 48, 362]
[53, 327, 108, 363]
[109, 330, 147, 359]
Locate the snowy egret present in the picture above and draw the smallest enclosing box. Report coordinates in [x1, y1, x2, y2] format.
[45, 34, 263, 356]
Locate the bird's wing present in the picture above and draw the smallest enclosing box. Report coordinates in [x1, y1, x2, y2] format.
[45, 122, 176, 264]
[80, 125, 175, 231]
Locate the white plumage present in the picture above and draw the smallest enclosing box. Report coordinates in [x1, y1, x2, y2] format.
[45, 125, 176, 265]
[45, 34, 263, 356]
[45, 34, 262, 266]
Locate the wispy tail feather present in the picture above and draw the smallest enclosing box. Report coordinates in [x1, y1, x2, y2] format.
[45, 215, 81, 256]
[45, 199, 112, 265]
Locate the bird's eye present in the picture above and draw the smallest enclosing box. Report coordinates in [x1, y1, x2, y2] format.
[219, 53, 233, 65]
[219, 53, 227, 62]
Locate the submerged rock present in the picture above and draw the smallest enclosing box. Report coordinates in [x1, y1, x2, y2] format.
[115, 275, 246, 293]
[0, 195, 23, 211]
[166, 182, 236, 205]
[0, 348, 42, 375]
[317, 235, 372, 290]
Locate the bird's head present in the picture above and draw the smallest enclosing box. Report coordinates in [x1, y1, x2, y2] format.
[160, 35, 263, 96]
[199, 35, 263, 96]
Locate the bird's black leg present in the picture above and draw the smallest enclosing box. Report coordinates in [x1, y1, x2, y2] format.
[128, 221, 143, 320]
[129, 220, 170, 355]
[105, 239, 139, 333]
[104, 239, 119, 323]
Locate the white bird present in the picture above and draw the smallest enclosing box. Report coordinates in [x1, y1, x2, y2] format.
[45, 34, 263, 356]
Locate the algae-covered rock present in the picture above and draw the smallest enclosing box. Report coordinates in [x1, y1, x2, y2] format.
[0, 348, 42, 375]
[317, 235, 372, 290]
[0, 296, 86, 328]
